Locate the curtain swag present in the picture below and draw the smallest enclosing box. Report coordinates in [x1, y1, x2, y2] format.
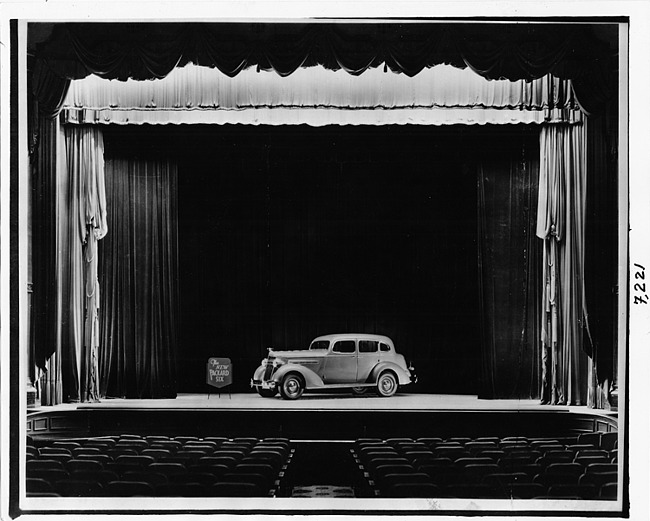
[61, 64, 583, 127]
[33, 22, 615, 117]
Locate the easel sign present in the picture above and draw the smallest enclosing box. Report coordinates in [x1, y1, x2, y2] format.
[206, 357, 232, 399]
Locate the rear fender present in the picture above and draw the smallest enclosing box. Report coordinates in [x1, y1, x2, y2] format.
[369, 362, 412, 385]
[272, 364, 325, 389]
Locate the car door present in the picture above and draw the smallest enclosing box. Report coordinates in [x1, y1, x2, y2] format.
[357, 339, 381, 382]
[322, 339, 357, 383]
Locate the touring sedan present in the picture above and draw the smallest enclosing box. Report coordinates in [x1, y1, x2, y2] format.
[250, 333, 416, 399]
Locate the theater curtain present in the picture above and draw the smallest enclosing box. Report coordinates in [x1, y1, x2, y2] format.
[99, 156, 178, 399]
[585, 104, 618, 409]
[536, 123, 590, 405]
[62, 64, 582, 127]
[478, 148, 541, 399]
[33, 22, 615, 116]
[31, 122, 107, 404]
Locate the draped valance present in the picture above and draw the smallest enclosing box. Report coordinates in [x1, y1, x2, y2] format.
[32, 22, 617, 116]
[62, 64, 582, 126]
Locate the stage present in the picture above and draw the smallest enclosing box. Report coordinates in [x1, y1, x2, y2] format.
[26, 393, 618, 441]
[29, 392, 609, 413]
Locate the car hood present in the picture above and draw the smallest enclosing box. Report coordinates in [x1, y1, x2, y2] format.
[268, 349, 327, 358]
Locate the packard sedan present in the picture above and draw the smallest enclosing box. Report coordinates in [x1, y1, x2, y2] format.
[250, 334, 416, 399]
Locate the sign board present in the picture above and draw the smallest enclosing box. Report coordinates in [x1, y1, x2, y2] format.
[206, 358, 232, 388]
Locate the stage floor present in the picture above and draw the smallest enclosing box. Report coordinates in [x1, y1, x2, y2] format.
[30, 392, 615, 418]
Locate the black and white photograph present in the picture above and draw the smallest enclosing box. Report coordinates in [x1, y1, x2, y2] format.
[1, 2, 648, 520]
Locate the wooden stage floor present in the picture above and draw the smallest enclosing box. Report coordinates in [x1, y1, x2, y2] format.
[31, 392, 613, 416]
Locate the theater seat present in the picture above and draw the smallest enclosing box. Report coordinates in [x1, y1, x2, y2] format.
[156, 482, 209, 497]
[579, 472, 618, 489]
[600, 433, 618, 452]
[577, 433, 602, 448]
[599, 483, 617, 499]
[500, 483, 546, 499]
[105, 480, 156, 497]
[26, 478, 54, 494]
[212, 481, 263, 497]
[385, 482, 440, 498]
[445, 484, 493, 499]
[65, 459, 104, 473]
[54, 479, 104, 497]
[547, 484, 597, 500]
[70, 470, 120, 487]
[122, 470, 169, 487]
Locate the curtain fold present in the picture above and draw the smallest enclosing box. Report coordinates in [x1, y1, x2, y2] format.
[536, 123, 590, 405]
[477, 146, 541, 399]
[99, 156, 179, 399]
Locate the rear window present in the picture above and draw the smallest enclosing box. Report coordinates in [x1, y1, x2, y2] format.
[359, 340, 379, 353]
[380, 342, 391, 352]
[332, 340, 356, 353]
[310, 340, 330, 350]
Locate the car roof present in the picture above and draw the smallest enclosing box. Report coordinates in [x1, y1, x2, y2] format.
[311, 333, 394, 344]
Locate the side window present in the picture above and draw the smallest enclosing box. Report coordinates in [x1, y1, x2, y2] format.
[359, 340, 378, 353]
[332, 340, 356, 353]
[379, 342, 391, 352]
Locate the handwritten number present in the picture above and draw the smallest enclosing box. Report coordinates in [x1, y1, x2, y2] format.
[633, 264, 648, 304]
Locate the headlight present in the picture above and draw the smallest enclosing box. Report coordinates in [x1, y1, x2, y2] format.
[261, 359, 269, 367]
[273, 358, 286, 367]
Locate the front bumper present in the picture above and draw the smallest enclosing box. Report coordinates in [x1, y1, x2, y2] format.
[251, 379, 277, 390]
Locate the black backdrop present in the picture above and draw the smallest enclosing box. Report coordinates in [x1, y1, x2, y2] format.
[104, 124, 539, 395]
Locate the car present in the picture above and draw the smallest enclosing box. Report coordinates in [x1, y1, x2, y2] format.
[250, 333, 416, 400]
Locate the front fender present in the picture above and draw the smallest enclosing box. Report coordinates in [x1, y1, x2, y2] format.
[252, 365, 265, 382]
[369, 362, 413, 385]
[272, 364, 325, 389]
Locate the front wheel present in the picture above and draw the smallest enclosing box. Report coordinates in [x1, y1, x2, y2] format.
[256, 387, 277, 398]
[351, 387, 368, 396]
[279, 374, 304, 400]
[376, 372, 398, 397]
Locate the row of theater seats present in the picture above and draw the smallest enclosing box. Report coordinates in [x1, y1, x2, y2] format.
[26, 434, 293, 497]
[352, 433, 619, 499]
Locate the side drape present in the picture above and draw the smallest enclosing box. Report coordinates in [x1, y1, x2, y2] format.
[31, 116, 67, 404]
[64, 126, 108, 402]
[99, 156, 179, 399]
[536, 123, 590, 405]
[585, 104, 618, 409]
[31, 121, 107, 404]
[478, 150, 542, 399]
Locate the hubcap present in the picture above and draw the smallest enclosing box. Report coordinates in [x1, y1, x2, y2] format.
[286, 379, 299, 395]
[381, 376, 395, 393]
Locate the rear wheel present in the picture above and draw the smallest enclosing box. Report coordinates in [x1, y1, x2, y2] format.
[376, 372, 398, 397]
[256, 387, 277, 398]
[351, 387, 368, 396]
[280, 374, 304, 400]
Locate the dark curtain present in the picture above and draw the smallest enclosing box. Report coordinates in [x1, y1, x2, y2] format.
[478, 143, 541, 399]
[99, 156, 178, 399]
[585, 101, 618, 408]
[32, 22, 616, 115]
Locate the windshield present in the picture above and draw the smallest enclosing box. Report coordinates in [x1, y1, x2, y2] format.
[309, 340, 330, 350]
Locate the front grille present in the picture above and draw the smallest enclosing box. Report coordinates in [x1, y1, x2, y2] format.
[263, 363, 274, 381]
